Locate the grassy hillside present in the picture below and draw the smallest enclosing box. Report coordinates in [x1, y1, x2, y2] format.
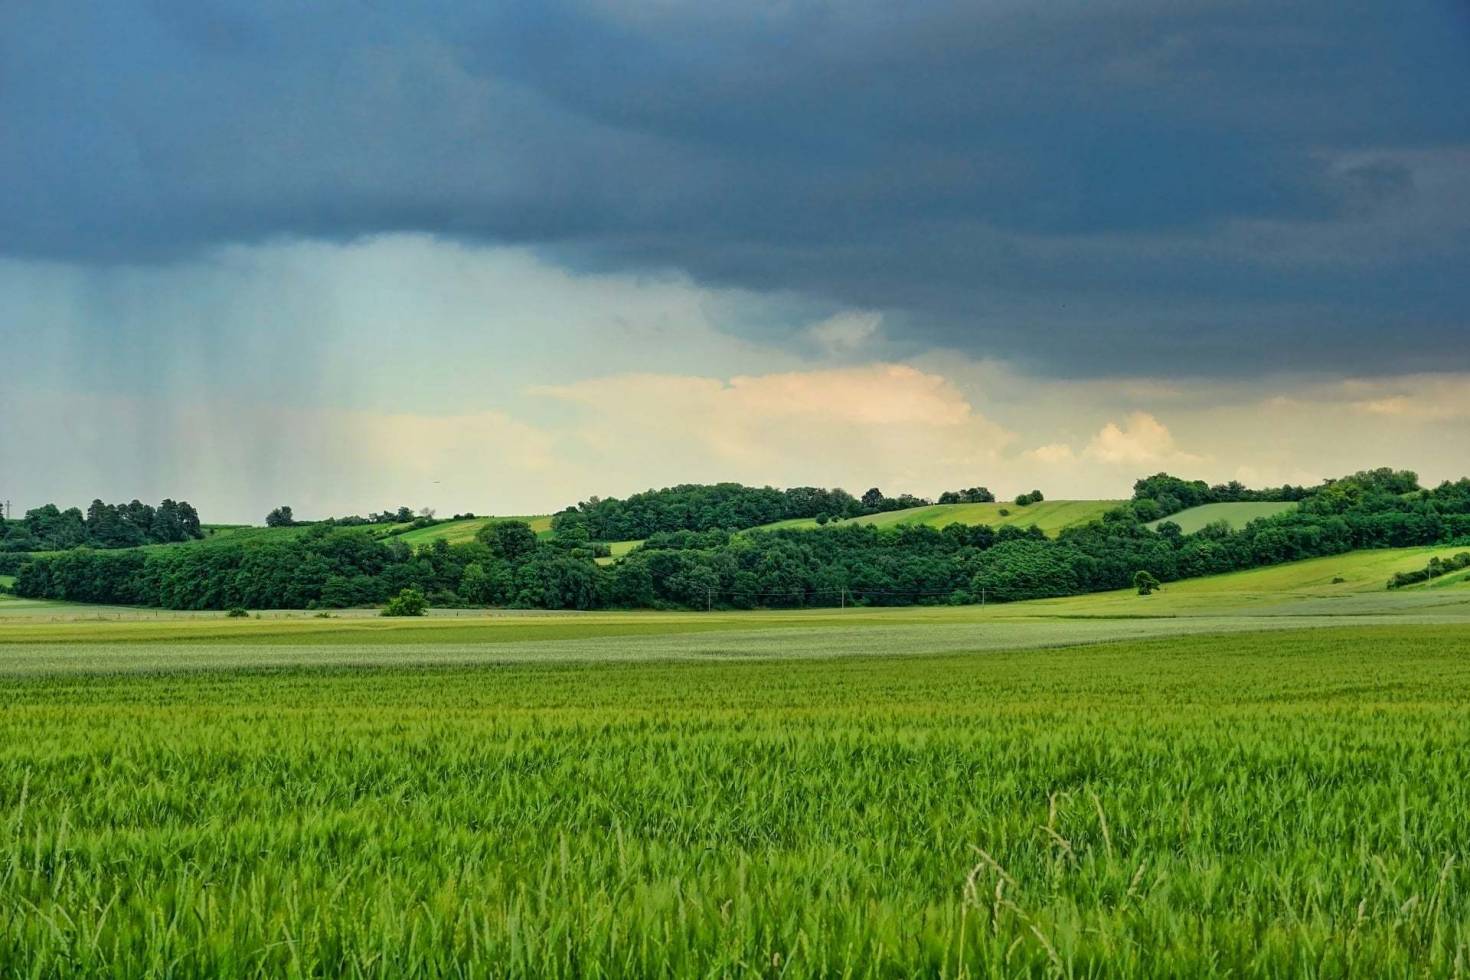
[760, 499, 1124, 536]
[594, 539, 644, 566]
[1146, 500, 1298, 533]
[1426, 565, 1470, 589]
[392, 515, 553, 548]
[988, 543, 1470, 621]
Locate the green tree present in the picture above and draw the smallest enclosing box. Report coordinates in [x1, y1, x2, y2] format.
[481, 520, 540, 564]
[266, 506, 295, 528]
[381, 587, 428, 616]
[1133, 570, 1161, 596]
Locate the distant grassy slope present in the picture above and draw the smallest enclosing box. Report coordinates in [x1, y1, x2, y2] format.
[986, 544, 1470, 620]
[1426, 566, 1470, 589]
[1147, 501, 1299, 534]
[127, 525, 322, 551]
[761, 500, 1124, 537]
[392, 516, 553, 548]
[594, 539, 644, 566]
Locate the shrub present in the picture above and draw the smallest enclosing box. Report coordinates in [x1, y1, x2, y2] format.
[226, 607, 249, 618]
[382, 587, 429, 617]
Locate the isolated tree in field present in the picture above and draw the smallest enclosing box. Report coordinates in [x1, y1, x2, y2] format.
[266, 506, 295, 528]
[1014, 493, 1031, 507]
[815, 513, 830, 526]
[1133, 570, 1161, 596]
[382, 587, 428, 616]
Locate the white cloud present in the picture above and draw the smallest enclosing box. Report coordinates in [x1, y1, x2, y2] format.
[1347, 376, 1470, 422]
[805, 310, 882, 355]
[1083, 412, 1203, 466]
[533, 364, 1015, 497]
[1024, 443, 1077, 464]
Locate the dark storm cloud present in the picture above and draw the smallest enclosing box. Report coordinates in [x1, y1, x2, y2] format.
[3, 0, 1468, 375]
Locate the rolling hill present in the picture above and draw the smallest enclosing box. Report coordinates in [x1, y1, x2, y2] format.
[1146, 500, 1299, 534]
[757, 499, 1124, 537]
[390, 515, 552, 548]
[982, 543, 1470, 620]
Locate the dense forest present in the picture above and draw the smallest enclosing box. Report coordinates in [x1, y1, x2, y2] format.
[10, 469, 1470, 611]
[0, 498, 202, 553]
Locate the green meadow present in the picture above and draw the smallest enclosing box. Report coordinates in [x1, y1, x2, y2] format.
[392, 515, 554, 548]
[759, 499, 1123, 536]
[1145, 500, 1300, 533]
[2, 547, 1470, 976]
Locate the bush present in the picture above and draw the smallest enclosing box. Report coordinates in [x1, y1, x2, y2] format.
[382, 587, 429, 617]
[226, 607, 249, 618]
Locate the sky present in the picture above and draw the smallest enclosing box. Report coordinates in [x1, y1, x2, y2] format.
[2, 1, 1468, 522]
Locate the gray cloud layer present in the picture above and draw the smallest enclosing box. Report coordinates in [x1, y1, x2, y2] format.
[3, 0, 1468, 375]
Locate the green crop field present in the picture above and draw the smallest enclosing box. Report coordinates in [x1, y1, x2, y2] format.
[760, 499, 1124, 537]
[1146, 500, 1299, 534]
[4, 548, 1470, 976]
[4, 621, 1470, 976]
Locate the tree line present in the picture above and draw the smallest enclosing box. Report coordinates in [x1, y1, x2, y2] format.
[12, 469, 1469, 611]
[0, 498, 202, 553]
[558, 482, 1008, 540]
[1125, 472, 1316, 522]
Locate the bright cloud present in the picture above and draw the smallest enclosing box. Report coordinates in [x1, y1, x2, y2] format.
[533, 365, 1015, 497]
[1083, 412, 1204, 466]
